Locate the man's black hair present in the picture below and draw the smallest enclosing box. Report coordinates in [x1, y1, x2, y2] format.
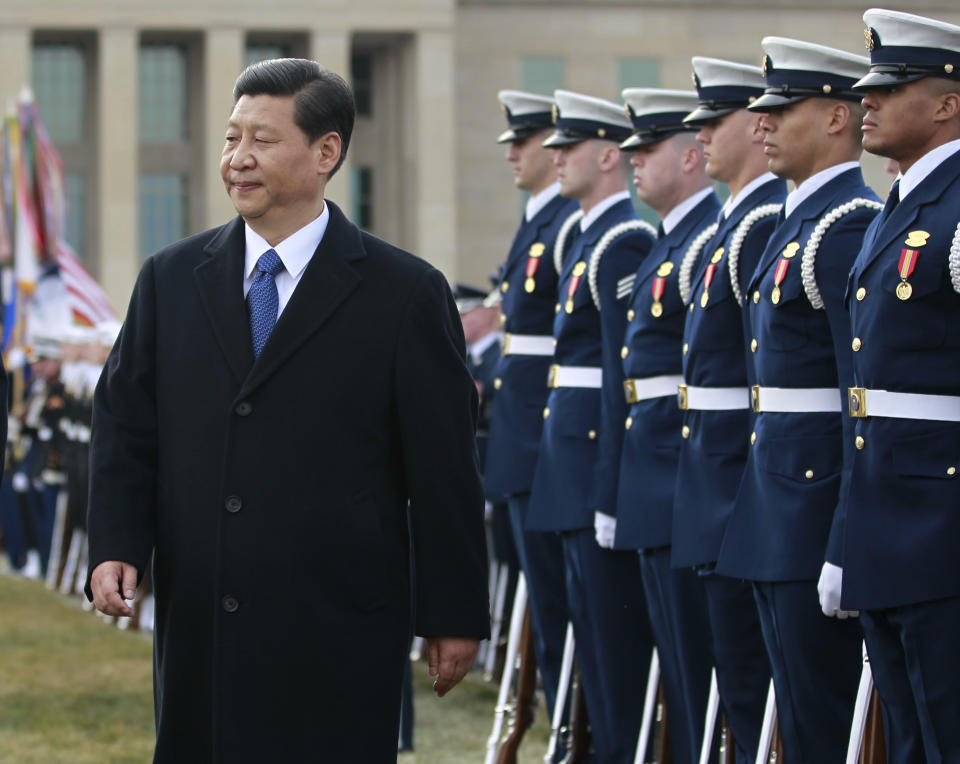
[233, 58, 355, 178]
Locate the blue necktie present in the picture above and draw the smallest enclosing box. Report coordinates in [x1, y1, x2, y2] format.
[881, 179, 900, 222]
[656, 222, 665, 238]
[247, 249, 284, 358]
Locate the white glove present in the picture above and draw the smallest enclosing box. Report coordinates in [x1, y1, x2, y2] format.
[818, 561, 859, 619]
[594, 512, 617, 549]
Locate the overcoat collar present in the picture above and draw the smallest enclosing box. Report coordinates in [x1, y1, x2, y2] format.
[194, 200, 364, 396]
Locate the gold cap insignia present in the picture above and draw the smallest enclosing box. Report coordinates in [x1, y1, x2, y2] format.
[551, 103, 559, 124]
[597, 128, 606, 138]
[657, 261, 675, 277]
[822, 84, 832, 94]
[947, 64, 955, 75]
[529, 242, 546, 257]
[762, 55, 771, 77]
[865, 27, 878, 52]
[624, 104, 632, 120]
[904, 231, 931, 247]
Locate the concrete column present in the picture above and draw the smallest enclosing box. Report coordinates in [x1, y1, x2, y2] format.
[98, 27, 139, 312]
[309, 30, 351, 212]
[413, 30, 456, 279]
[0, 28, 30, 113]
[203, 27, 244, 228]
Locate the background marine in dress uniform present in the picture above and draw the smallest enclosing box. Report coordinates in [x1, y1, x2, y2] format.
[527, 89, 655, 764]
[842, 9, 960, 762]
[715, 37, 881, 764]
[484, 90, 577, 722]
[676, 56, 784, 764]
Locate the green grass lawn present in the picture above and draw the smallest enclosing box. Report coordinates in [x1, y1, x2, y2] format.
[0, 574, 551, 763]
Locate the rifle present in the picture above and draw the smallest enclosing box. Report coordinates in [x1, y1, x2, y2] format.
[846, 643, 887, 764]
[495, 604, 538, 764]
[755, 680, 784, 764]
[485, 574, 528, 764]
[560, 664, 591, 764]
[546, 622, 577, 763]
[485, 560, 513, 682]
[634, 648, 661, 763]
[700, 669, 720, 764]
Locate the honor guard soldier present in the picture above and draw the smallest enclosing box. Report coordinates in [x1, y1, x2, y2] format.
[841, 9, 960, 762]
[485, 90, 577, 720]
[676, 57, 784, 764]
[612, 87, 722, 764]
[714, 37, 881, 763]
[527, 89, 656, 764]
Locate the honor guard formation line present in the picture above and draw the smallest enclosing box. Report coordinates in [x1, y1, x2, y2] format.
[473, 8, 960, 764]
[2, 8, 960, 764]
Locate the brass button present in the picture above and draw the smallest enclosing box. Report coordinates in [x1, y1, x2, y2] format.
[493, 378, 502, 390]
[682, 425, 690, 439]
[750, 338, 758, 353]
[683, 343, 689, 355]
[627, 309, 635, 321]
[948, 466, 957, 476]
[588, 430, 597, 440]
[621, 345, 629, 359]
[625, 416, 634, 430]
[856, 287, 866, 301]
[753, 290, 761, 304]
[555, 303, 561, 314]
[750, 431, 757, 445]
[543, 407, 550, 420]
[804, 469, 814, 479]
[688, 302, 694, 313]
[852, 337, 862, 352]
[855, 435, 865, 450]
[501, 281, 510, 293]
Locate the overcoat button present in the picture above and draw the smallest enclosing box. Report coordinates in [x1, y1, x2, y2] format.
[222, 595, 239, 613]
[225, 496, 242, 513]
[235, 401, 253, 416]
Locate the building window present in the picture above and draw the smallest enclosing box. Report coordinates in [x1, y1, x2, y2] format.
[64, 174, 86, 259]
[139, 175, 187, 258]
[32, 43, 86, 144]
[246, 44, 289, 68]
[139, 44, 188, 142]
[618, 58, 661, 92]
[245, 34, 307, 70]
[351, 166, 373, 230]
[351, 53, 373, 116]
[520, 57, 564, 96]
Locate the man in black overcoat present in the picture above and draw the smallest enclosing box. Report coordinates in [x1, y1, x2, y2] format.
[86, 59, 490, 763]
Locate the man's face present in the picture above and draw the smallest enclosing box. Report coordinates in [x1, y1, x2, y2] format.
[551, 140, 604, 201]
[629, 138, 682, 211]
[505, 132, 555, 192]
[696, 110, 756, 184]
[757, 98, 823, 183]
[860, 79, 943, 162]
[220, 94, 325, 229]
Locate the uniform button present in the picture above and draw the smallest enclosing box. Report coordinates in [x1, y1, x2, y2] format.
[588, 430, 597, 440]
[681, 425, 690, 439]
[753, 290, 761, 304]
[621, 345, 629, 359]
[948, 466, 957, 476]
[222, 595, 239, 613]
[627, 309, 635, 321]
[688, 302, 694, 313]
[804, 469, 814, 479]
[555, 303, 561, 314]
[543, 407, 550, 420]
[683, 343, 689, 355]
[625, 416, 634, 430]
[750, 431, 757, 445]
[225, 495, 242, 513]
[499, 314, 507, 329]
[493, 377, 502, 390]
[856, 287, 867, 301]
[750, 339, 758, 353]
[852, 337, 862, 352]
[855, 436, 865, 450]
[235, 401, 253, 416]
[501, 281, 510, 293]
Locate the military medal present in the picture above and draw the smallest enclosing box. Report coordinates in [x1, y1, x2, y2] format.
[525, 242, 545, 293]
[566, 261, 586, 313]
[771, 256, 790, 305]
[711, 247, 724, 265]
[700, 263, 717, 308]
[782, 241, 800, 259]
[657, 261, 675, 277]
[896, 247, 919, 301]
[651, 276, 666, 317]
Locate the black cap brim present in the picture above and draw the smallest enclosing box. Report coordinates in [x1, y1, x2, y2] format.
[747, 92, 810, 111]
[683, 104, 740, 125]
[619, 132, 665, 149]
[542, 130, 587, 148]
[852, 70, 929, 90]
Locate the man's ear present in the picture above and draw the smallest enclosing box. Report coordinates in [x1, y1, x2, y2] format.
[825, 102, 852, 136]
[314, 131, 343, 175]
[933, 90, 960, 125]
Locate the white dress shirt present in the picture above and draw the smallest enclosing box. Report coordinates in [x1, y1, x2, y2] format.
[784, 161, 861, 219]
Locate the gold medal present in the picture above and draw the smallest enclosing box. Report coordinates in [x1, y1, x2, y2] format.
[896, 281, 913, 301]
[565, 298, 575, 313]
[771, 286, 781, 304]
[651, 301, 663, 317]
[700, 290, 710, 308]
[524, 277, 536, 293]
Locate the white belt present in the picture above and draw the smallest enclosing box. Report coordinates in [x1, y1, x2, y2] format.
[752, 385, 842, 414]
[678, 385, 750, 411]
[624, 374, 685, 404]
[548, 365, 603, 389]
[848, 387, 960, 421]
[503, 333, 556, 357]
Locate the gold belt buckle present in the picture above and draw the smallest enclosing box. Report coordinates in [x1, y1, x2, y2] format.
[623, 379, 638, 403]
[751, 385, 761, 413]
[848, 387, 867, 418]
[547, 364, 560, 389]
[677, 384, 689, 410]
[502, 333, 513, 355]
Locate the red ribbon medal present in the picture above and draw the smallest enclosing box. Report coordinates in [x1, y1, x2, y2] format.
[525, 256, 541, 293]
[651, 276, 666, 317]
[700, 263, 717, 308]
[896, 248, 919, 300]
[771, 258, 790, 304]
[565, 261, 587, 313]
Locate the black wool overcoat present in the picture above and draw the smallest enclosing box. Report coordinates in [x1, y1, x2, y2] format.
[86, 201, 490, 763]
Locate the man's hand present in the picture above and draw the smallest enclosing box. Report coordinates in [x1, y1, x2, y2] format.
[90, 560, 139, 617]
[817, 561, 859, 619]
[425, 636, 480, 697]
